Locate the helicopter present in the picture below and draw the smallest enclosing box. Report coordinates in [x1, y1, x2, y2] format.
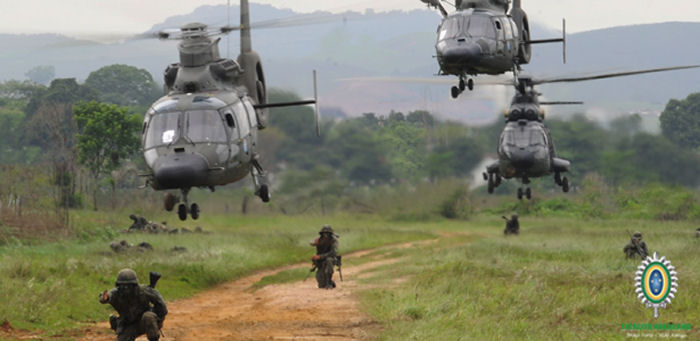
[421, 0, 566, 98]
[483, 65, 700, 199]
[141, 0, 319, 221]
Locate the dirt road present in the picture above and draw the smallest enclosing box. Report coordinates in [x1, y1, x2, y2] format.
[75, 241, 427, 341]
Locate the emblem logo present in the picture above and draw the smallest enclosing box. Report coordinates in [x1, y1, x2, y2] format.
[635, 252, 678, 318]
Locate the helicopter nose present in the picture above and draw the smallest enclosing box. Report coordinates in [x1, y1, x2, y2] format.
[441, 43, 482, 64]
[509, 148, 535, 169]
[153, 153, 209, 189]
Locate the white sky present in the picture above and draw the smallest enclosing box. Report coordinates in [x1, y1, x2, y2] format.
[0, 0, 698, 37]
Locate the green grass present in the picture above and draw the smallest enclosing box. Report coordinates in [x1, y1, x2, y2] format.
[0, 211, 433, 336]
[357, 216, 700, 340]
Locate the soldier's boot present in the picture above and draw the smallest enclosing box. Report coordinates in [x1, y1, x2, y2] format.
[141, 312, 160, 341]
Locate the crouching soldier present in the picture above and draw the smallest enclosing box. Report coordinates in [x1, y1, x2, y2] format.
[623, 231, 649, 259]
[310, 225, 339, 289]
[503, 214, 519, 235]
[99, 269, 167, 341]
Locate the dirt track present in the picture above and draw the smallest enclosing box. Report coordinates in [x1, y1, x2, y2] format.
[74, 242, 428, 341]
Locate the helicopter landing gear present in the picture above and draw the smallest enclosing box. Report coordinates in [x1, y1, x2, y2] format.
[176, 188, 199, 221]
[486, 172, 501, 194]
[452, 76, 474, 99]
[251, 158, 271, 203]
[517, 177, 532, 200]
[554, 172, 570, 193]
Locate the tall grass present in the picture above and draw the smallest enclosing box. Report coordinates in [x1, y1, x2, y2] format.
[358, 216, 700, 340]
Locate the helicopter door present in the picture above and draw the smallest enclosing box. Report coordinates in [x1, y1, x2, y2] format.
[242, 98, 258, 148]
[232, 101, 251, 159]
[503, 19, 515, 55]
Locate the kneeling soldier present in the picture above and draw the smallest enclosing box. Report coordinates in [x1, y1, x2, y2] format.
[310, 225, 339, 289]
[99, 269, 167, 341]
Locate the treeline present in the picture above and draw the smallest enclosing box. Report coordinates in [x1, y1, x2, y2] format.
[265, 91, 700, 191]
[0, 63, 699, 217]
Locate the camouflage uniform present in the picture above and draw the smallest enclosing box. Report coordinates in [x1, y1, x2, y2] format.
[623, 231, 649, 259]
[128, 215, 148, 231]
[504, 214, 520, 235]
[311, 225, 339, 289]
[696, 228, 700, 238]
[99, 269, 167, 341]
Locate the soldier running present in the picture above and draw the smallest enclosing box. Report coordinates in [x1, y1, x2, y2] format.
[99, 269, 167, 341]
[623, 231, 649, 259]
[310, 225, 339, 289]
[503, 213, 520, 235]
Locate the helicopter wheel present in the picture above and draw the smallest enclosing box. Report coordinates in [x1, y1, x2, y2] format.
[459, 78, 466, 91]
[525, 188, 532, 200]
[164, 193, 177, 212]
[451, 86, 461, 99]
[467, 78, 474, 91]
[178, 204, 187, 221]
[190, 203, 200, 220]
[259, 185, 271, 202]
[562, 177, 570, 193]
[482, 172, 488, 181]
[554, 172, 562, 186]
[487, 178, 494, 194]
[517, 188, 523, 200]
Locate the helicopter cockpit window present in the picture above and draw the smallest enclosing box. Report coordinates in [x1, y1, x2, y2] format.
[152, 98, 179, 113]
[466, 15, 495, 39]
[529, 130, 546, 146]
[439, 17, 463, 40]
[186, 110, 227, 143]
[145, 112, 180, 149]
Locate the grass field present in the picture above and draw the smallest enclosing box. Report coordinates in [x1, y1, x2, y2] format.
[1, 210, 698, 340]
[356, 216, 700, 340]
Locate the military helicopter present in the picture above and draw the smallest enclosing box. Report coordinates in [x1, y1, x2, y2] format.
[141, 0, 319, 220]
[483, 65, 700, 199]
[421, 0, 566, 98]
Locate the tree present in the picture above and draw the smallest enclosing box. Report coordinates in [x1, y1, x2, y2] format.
[25, 65, 55, 85]
[74, 101, 141, 210]
[84, 64, 161, 107]
[660, 92, 700, 149]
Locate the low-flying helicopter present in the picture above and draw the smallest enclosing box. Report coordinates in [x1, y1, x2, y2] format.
[421, 0, 565, 98]
[483, 65, 700, 199]
[141, 0, 319, 220]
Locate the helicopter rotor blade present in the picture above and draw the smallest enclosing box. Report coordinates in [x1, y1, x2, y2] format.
[337, 76, 513, 86]
[218, 11, 361, 34]
[531, 65, 700, 85]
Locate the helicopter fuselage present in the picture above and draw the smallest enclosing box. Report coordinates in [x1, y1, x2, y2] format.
[142, 89, 259, 191]
[436, 9, 520, 77]
[495, 119, 551, 179]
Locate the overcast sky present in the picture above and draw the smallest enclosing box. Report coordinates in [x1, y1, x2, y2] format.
[0, 0, 698, 37]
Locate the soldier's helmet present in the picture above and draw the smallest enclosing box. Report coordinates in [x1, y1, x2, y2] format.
[116, 268, 138, 285]
[633, 231, 643, 239]
[511, 213, 518, 220]
[319, 224, 334, 234]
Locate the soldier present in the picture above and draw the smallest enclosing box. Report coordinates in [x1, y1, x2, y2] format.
[99, 269, 167, 341]
[696, 228, 700, 238]
[503, 213, 519, 235]
[623, 231, 649, 259]
[310, 225, 339, 289]
[128, 215, 148, 231]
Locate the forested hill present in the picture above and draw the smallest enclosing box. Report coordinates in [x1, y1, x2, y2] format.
[0, 4, 699, 121]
